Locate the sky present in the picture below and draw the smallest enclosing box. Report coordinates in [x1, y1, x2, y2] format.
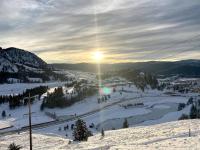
[0, 0, 200, 63]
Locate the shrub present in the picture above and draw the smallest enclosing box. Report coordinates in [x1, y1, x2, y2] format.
[8, 143, 22, 150]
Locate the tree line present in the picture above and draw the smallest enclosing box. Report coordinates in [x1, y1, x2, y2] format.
[101, 69, 158, 91]
[0, 86, 48, 109]
[41, 85, 97, 109]
[0, 69, 70, 84]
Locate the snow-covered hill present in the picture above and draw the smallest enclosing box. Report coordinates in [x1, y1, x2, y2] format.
[0, 120, 199, 150]
[0, 56, 18, 73]
[0, 47, 68, 83]
[0, 47, 47, 73]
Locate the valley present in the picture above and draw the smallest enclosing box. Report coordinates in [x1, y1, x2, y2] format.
[0, 69, 198, 140]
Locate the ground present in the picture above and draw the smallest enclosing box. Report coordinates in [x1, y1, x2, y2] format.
[0, 120, 200, 150]
[0, 74, 199, 149]
[0, 80, 196, 137]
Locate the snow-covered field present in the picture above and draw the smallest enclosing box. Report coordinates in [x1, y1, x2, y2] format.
[0, 75, 198, 150]
[0, 120, 12, 130]
[0, 81, 69, 96]
[1, 120, 200, 150]
[0, 82, 70, 130]
[0, 81, 194, 136]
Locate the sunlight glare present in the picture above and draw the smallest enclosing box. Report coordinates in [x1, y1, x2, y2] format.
[93, 51, 104, 62]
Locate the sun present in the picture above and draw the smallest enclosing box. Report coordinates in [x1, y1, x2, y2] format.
[93, 51, 104, 62]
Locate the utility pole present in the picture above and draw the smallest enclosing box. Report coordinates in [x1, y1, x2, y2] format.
[28, 93, 33, 150]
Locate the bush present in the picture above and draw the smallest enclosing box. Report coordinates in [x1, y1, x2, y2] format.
[8, 143, 22, 150]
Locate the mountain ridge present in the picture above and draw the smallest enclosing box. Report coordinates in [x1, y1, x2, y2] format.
[52, 59, 200, 77]
[0, 47, 68, 83]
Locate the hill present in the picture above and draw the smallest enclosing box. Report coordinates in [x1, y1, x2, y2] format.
[0, 120, 199, 149]
[0, 47, 66, 83]
[0, 47, 47, 73]
[52, 60, 200, 77]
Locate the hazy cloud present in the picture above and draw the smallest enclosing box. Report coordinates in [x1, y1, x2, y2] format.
[0, 0, 200, 63]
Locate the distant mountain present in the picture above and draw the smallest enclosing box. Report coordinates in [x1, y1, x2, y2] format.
[0, 47, 47, 73]
[52, 60, 200, 77]
[0, 47, 66, 83]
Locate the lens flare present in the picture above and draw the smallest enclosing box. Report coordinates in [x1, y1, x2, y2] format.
[99, 87, 112, 95]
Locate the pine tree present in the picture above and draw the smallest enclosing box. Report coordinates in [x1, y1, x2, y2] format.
[73, 119, 92, 141]
[178, 114, 189, 120]
[187, 97, 193, 105]
[123, 118, 129, 128]
[8, 143, 22, 150]
[2, 110, 6, 118]
[190, 104, 197, 119]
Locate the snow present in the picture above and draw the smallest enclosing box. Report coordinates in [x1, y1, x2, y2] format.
[0, 82, 70, 130]
[44, 85, 142, 116]
[28, 78, 43, 83]
[0, 120, 12, 130]
[0, 81, 69, 96]
[0, 56, 18, 73]
[139, 104, 192, 126]
[0, 120, 200, 149]
[7, 78, 21, 83]
[0, 82, 191, 135]
[153, 104, 170, 109]
[83, 105, 151, 125]
[0, 99, 54, 130]
[0, 76, 195, 147]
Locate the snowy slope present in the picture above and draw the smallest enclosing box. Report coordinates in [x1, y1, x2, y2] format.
[0, 47, 47, 72]
[0, 47, 64, 83]
[0, 120, 200, 150]
[0, 56, 18, 73]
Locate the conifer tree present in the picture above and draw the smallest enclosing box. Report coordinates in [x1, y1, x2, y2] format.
[2, 110, 6, 118]
[123, 118, 129, 128]
[73, 119, 92, 141]
[190, 104, 197, 119]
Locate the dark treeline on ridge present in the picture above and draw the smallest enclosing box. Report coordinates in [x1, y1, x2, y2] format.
[101, 69, 158, 91]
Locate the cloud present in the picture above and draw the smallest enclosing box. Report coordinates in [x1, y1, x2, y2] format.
[0, 0, 200, 63]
